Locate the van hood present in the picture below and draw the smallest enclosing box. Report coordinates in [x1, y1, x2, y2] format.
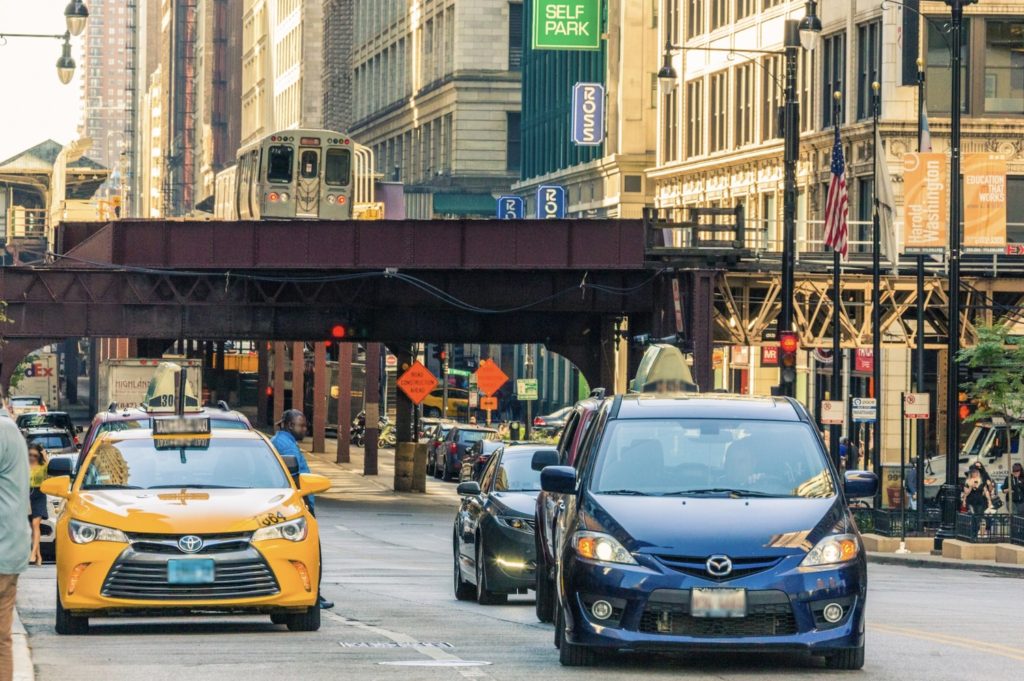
[583, 493, 845, 557]
[69, 488, 306, 534]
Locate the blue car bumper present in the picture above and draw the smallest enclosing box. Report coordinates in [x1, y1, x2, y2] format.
[561, 553, 865, 654]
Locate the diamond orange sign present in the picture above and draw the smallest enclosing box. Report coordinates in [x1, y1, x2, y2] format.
[474, 359, 509, 397]
[396, 361, 439, 405]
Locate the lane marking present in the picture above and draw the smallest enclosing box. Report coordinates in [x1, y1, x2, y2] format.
[871, 622, 1024, 662]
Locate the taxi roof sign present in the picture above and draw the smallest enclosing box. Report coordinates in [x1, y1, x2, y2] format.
[152, 416, 212, 436]
[142, 362, 202, 414]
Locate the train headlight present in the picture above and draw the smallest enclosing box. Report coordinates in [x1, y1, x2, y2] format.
[327, 195, 336, 204]
[280, 193, 289, 202]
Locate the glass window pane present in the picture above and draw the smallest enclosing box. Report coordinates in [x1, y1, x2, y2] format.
[266, 145, 294, 183]
[926, 18, 969, 114]
[984, 20, 1024, 114]
[325, 148, 352, 186]
[300, 150, 319, 179]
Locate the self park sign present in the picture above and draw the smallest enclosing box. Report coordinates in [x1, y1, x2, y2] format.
[532, 0, 601, 50]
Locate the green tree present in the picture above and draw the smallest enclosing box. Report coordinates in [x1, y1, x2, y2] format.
[957, 325, 1024, 422]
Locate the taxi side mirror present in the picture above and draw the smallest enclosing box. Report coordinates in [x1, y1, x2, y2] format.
[40, 476, 72, 499]
[47, 457, 73, 477]
[298, 473, 330, 497]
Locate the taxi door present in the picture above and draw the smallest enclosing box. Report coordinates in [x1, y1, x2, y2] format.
[296, 147, 321, 218]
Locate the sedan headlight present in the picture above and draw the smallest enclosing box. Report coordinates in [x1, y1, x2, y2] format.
[801, 533, 860, 568]
[69, 519, 128, 544]
[573, 531, 637, 565]
[495, 516, 534, 533]
[252, 517, 308, 543]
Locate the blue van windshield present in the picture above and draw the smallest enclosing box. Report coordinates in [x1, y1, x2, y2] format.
[590, 419, 835, 498]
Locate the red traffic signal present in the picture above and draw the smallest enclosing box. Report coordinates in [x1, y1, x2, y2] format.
[330, 324, 347, 340]
[779, 332, 799, 354]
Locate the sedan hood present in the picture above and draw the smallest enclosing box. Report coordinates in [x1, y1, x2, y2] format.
[584, 494, 844, 557]
[70, 488, 306, 534]
[491, 491, 540, 516]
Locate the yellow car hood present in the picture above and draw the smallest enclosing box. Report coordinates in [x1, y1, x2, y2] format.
[69, 488, 307, 534]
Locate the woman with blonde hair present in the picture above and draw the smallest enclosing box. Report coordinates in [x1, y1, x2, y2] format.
[27, 444, 49, 565]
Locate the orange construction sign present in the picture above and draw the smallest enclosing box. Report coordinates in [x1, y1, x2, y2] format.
[480, 396, 498, 411]
[396, 361, 439, 405]
[474, 359, 509, 397]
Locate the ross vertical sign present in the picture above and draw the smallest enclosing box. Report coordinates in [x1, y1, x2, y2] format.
[572, 82, 605, 146]
[536, 185, 567, 219]
[532, 0, 602, 50]
[497, 195, 524, 219]
[963, 153, 1008, 253]
[902, 152, 948, 254]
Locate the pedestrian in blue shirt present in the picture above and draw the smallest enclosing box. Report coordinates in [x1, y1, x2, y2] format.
[270, 409, 333, 610]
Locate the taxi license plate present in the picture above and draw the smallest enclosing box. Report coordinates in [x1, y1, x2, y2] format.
[167, 559, 215, 585]
[691, 588, 746, 618]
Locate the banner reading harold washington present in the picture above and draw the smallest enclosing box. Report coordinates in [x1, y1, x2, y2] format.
[902, 152, 948, 254]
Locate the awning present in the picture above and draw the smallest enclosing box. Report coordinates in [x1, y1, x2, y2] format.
[432, 192, 496, 217]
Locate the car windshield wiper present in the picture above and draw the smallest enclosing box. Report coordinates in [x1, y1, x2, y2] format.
[662, 488, 785, 498]
[82, 484, 143, 490]
[146, 484, 239, 489]
[596, 489, 649, 496]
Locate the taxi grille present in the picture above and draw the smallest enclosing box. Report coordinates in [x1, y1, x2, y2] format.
[101, 558, 280, 600]
[639, 590, 797, 638]
[126, 532, 252, 555]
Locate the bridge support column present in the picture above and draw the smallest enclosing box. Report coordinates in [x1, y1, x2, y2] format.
[257, 342, 270, 427]
[0, 339, 58, 397]
[273, 342, 285, 424]
[392, 345, 422, 493]
[63, 339, 79, 404]
[291, 342, 305, 414]
[364, 343, 381, 476]
[336, 343, 353, 464]
[689, 270, 717, 393]
[598, 316, 628, 395]
[312, 343, 327, 454]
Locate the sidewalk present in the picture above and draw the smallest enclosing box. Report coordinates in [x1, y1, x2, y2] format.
[867, 551, 1024, 577]
[12, 607, 33, 681]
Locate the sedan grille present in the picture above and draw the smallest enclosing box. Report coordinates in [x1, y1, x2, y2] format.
[127, 532, 252, 555]
[101, 558, 279, 601]
[653, 554, 783, 582]
[639, 589, 797, 637]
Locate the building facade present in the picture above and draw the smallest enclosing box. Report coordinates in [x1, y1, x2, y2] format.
[344, 0, 522, 218]
[515, 0, 658, 219]
[322, 0, 354, 133]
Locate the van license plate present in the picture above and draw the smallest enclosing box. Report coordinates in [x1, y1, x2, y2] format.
[691, 588, 746, 618]
[167, 559, 215, 584]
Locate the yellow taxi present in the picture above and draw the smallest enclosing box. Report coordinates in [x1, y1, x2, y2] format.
[41, 415, 331, 634]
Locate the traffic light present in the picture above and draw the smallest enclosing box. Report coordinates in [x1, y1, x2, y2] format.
[779, 332, 799, 384]
[325, 341, 339, 362]
[432, 345, 447, 362]
[330, 324, 347, 340]
[958, 391, 975, 421]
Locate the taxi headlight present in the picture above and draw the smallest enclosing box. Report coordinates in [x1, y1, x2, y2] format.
[252, 517, 308, 543]
[801, 533, 860, 568]
[69, 519, 128, 544]
[573, 531, 637, 565]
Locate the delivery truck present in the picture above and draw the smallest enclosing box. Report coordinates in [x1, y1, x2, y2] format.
[98, 358, 202, 411]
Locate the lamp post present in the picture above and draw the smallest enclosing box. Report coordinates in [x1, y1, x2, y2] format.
[659, 3, 821, 397]
[871, 80, 883, 507]
[0, 2, 89, 84]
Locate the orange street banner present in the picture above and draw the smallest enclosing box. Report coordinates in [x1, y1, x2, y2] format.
[963, 153, 1007, 253]
[902, 152, 947, 254]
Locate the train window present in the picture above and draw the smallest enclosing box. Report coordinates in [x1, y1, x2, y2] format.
[300, 150, 319, 179]
[325, 148, 352, 186]
[267, 145, 294, 183]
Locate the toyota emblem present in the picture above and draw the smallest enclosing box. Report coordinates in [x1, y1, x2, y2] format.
[706, 555, 733, 577]
[177, 535, 204, 554]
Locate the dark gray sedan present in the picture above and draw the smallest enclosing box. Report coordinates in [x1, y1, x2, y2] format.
[453, 445, 556, 605]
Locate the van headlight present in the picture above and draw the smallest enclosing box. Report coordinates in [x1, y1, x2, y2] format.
[69, 519, 128, 544]
[573, 531, 637, 565]
[252, 517, 308, 543]
[801, 533, 860, 568]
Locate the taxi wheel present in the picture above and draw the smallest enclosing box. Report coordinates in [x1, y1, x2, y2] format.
[54, 589, 89, 635]
[285, 605, 321, 632]
[475, 542, 507, 605]
[270, 614, 289, 626]
[825, 644, 865, 670]
[557, 606, 596, 667]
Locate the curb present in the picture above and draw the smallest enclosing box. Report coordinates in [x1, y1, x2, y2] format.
[12, 608, 34, 681]
[867, 552, 1024, 578]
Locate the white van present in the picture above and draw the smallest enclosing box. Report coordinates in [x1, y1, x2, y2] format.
[924, 422, 1023, 500]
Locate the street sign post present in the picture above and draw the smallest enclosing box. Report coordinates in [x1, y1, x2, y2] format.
[903, 392, 930, 419]
[536, 185, 566, 219]
[531, 0, 602, 50]
[821, 400, 845, 425]
[516, 378, 539, 401]
[851, 397, 878, 423]
[474, 359, 509, 397]
[571, 82, 605, 146]
[497, 195, 524, 219]
[395, 361, 439, 405]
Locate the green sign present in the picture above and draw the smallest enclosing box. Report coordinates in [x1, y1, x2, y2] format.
[448, 368, 472, 377]
[517, 378, 539, 401]
[532, 0, 601, 50]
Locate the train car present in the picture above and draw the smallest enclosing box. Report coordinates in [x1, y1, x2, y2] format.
[221, 129, 357, 220]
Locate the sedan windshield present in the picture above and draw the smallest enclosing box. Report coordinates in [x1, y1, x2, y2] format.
[492, 452, 543, 493]
[590, 419, 835, 498]
[459, 430, 498, 445]
[80, 439, 290, 490]
[11, 397, 42, 406]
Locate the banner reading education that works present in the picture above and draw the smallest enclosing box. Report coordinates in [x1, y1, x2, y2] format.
[963, 153, 1008, 254]
[902, 152, 947, 254]
[532, 0, 602, 50]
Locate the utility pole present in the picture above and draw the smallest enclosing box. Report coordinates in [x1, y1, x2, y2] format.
[778, 19, 801, 397]
[871, 81, 883, 508]
[524, 345, 535, 440]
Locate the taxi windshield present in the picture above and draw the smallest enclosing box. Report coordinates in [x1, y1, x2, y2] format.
[80, 438, 290, 490]
[96, 418, 248, 436]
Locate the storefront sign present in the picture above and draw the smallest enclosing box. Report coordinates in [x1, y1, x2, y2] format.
[760, 345, 779, 366]
[963, 153, 1008, 253]
[902, 152, 948, 254]
[532, 0, 602, 50]
[854, 349, 874, 373]
[571, 82, 605, 146]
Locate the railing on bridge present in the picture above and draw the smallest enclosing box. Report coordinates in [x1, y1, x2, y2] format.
[645, 206, 747, 256]
[6, 207, 48, 240]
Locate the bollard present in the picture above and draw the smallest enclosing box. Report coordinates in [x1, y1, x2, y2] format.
[413, 444, 428, 493]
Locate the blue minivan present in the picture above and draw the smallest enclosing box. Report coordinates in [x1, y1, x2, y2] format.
[541, 394, 878, 669]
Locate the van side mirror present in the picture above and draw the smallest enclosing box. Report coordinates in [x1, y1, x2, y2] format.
[541, 466, 577, 494]
[531, 449, 559, 471]
[844, 470, 878, 499]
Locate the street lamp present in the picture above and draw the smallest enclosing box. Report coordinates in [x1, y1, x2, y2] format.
[56, 34, 76, 84]
[798, 1, 823, 52]
[64, 1, 90, 37]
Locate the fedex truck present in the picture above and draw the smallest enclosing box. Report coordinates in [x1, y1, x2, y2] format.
[11, 353, 59, 408]
[98, 358, 203, 411]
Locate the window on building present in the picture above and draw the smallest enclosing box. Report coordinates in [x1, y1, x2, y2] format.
[735, 63, 754, 147]
[709, 71, 728, 152]
[800, 48, 814, 132]
[506, 111, 521, 173]
[1008, 176, 1024, 243]
[855, 177, 873, 252]
[665, 0, 678, 45]
[662, 85, 679, 162]
[710, 0, 728, 31]
[761, 54, 783, 141]
[686, 0, 704, 39]
[856, 21, 882, 120]
[762, 0, 784, 8]
[685, 79, 704, 158]
[822, 32, 845, 128]
[925, 19, 969, 114]
[508, 2, 523, 72]
[736, 0, 754, 21]
[984, 20, 1024, 114]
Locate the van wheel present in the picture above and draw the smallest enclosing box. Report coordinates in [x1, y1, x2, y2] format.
[285, 605, 321, 632]
[825, 644, 865, 670]
[55, 588, 88, 635]
[557, 606, 596, 666]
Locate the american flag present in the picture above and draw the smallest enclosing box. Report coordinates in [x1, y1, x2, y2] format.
[823, 123, 849, 259]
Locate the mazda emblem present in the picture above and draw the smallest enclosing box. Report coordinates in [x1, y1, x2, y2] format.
[706, 555, 733, 577]
[178, 535, 204, 554]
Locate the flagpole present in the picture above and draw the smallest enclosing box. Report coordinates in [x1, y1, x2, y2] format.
[915, 58, 927, 530]
[872, 80, 883, 509]
[830, 91, 843, 475]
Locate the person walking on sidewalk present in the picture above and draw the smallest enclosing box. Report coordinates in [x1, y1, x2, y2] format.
[27, 444, 49, 566]
[270, 410, 334, 610]
[1004, 463, 1024, 517]
[1, 416, 31, 681]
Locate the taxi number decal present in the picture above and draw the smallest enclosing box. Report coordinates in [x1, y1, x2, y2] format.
[260, 511, 287, 527]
